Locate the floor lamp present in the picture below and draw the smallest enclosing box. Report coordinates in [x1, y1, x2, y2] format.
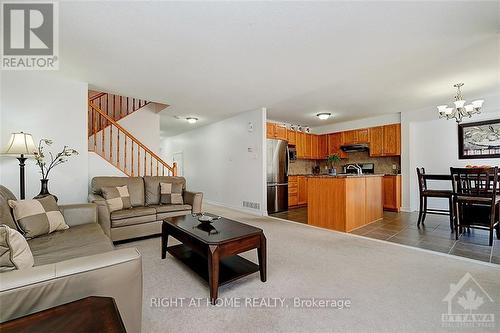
[3, 132, 37, 200]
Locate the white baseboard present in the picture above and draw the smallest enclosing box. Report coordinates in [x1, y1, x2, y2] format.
[203, 200, 266, 217]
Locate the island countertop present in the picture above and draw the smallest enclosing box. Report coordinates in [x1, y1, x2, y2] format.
[306, 174, 385, 178]
[307, 175, 384, 232]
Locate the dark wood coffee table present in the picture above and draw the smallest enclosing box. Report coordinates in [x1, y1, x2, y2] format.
[0, 296, 126, 333]
[161, 214, 267, 304]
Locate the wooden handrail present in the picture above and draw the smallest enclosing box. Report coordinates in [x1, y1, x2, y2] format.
[89, 102, 175, 175]
[89, 92, 107, 101]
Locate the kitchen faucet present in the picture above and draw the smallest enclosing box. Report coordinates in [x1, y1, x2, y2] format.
[346, 164, 363, 175]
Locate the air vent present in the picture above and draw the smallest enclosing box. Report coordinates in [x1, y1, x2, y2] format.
[243, 201, 260, 210]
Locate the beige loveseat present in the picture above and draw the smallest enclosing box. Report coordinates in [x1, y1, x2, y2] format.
[89, 176, 203, 242]
[0, 185, 142, 333]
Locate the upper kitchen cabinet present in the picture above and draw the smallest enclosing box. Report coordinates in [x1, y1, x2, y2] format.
[287, 129, 296, 145]
[343, 128, 370, 144]
[319, 135, 328, 159]
[343, 130, 357, 145]
[357, 128, 370, 143]
[305, 133, 312, 159]
[369, 124, 401, 157]
[383, 124, 401, 156]
[311, 134, 319, 159]
[266, 122, 287, 140]
[327, 132, 346, 158]
[369, 126, 384, 157]
[296, 131, 306, 159]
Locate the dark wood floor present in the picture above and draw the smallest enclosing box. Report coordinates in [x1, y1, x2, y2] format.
[271, 207, 500, 264]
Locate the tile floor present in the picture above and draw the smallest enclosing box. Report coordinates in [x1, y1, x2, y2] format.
[271, 207, 500, 264]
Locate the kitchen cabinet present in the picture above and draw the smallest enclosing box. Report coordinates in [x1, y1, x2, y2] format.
[287, 129, 296, 145]
[369, 124, 400, 157]
[369, 126, 384, 157]
[266, 122, 287, 140]
[343, 128, 369, 144]
[357, 128, 370, 143]
[319, 135, 328, 159]
[343, 130, 357, 145]
[305, 134, 312, 159]
[383, 124, 401, 156]
[383, 175, 401, 212]
[327, 132, 346, 158]
[288, 176, 298, 207]
[296, 132, 306, 159]
[298, 176, 308, 205]
[311, 135, 319, 159]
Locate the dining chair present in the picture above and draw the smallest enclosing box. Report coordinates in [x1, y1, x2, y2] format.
[416, 168, 454, 231]
[450, 167, 500, 246]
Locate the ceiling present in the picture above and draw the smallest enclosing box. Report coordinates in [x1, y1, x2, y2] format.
[58, 1, 499, 137]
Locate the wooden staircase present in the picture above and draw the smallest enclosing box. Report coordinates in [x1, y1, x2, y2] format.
[88, 92, 176, 177]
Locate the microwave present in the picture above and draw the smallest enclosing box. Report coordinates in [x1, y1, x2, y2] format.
[288, 146, 297, 161]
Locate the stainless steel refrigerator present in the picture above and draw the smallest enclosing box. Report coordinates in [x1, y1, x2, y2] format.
[267, 139, 289, 214]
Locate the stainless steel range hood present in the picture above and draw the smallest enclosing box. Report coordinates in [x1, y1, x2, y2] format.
[340, 144, 369, 153]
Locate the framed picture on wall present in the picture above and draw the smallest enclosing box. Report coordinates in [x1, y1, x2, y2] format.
[458, 119, 500, 159]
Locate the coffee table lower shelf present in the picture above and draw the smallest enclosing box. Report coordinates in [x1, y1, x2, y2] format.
[167, 244, 259, 286]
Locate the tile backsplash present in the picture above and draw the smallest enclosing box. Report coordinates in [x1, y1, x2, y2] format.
[289, 151, 400, 175]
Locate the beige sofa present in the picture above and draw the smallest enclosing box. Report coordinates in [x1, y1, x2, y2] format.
[89, 176, 203, 242]
[0, 185, 142, 333]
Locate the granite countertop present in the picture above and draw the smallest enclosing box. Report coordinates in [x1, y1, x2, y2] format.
[305, 174, 385, 178]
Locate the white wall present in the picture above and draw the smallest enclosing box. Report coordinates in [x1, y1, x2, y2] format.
[404, 107, 500, 210]
[0, 72, 88, 204]
[118, 103, 160, 154]
[161, 108, 267, 215]
[313, 113, 401, 134]
[88, 152, 126, 191]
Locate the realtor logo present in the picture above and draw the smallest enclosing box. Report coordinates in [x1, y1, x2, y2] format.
[442, 272, 495, 328]
[1, 1, 59, 70]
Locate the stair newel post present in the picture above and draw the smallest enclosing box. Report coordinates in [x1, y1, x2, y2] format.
[173, 162, 177, 177]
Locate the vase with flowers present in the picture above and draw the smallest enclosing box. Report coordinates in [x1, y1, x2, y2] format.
[33, 139, 79, 200]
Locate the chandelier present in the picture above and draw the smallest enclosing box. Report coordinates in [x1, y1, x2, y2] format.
[437, 83, 484, 123]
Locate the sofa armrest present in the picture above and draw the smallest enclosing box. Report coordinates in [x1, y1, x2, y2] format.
[0, 248, 142, 333]
[184, 190, 203, 214]
[88, 194, 111, 237]
[59, 203, 98, 227]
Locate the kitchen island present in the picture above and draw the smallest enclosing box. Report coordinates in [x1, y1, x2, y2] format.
[307, 174, 384, 232]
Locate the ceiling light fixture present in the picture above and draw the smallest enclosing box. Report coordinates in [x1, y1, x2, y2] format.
[316, 113, 331, 120]
[186, 117, 198, 124]
[438, 83, 483, 123]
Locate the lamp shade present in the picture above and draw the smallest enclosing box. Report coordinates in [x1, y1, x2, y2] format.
[3, 132, 37, 155]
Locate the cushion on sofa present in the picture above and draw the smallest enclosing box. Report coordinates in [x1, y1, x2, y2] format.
[8, 196, 69, 239]
[0, 225, 34, 272]
[150, 204, 192, 213]
[111, 215, 157, 227]
[110, 207, 156, 220]
[0, 185, 20, 230]
[143, 176, 186, 205]
[91, 177, 145, 207]
[101, 185, 132, 212]
[27, 223, 113, 266]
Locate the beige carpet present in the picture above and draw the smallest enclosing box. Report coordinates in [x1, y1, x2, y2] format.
[118, 204, 500, 333]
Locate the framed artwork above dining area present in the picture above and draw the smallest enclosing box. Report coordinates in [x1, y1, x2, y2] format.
[458, 119, 500, 159]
